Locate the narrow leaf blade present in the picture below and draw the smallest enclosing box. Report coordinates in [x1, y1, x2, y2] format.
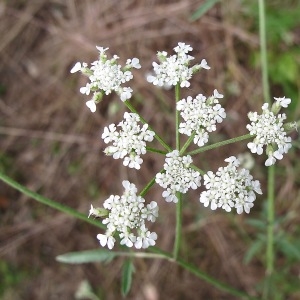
[121, 259, 135, 296]
[56, 249, 116, 264]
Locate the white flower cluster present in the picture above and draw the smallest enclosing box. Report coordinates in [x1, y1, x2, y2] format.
[89, 180, 158, 250]
[200, 156, 262, 214]
[177, 89, 226, 146]
[147, 42, 210, 88]
[156, 150, 201, 203]
[246, 97, 292, 166]
[71, 46, 141, 112]
[101, 112, 155, 169]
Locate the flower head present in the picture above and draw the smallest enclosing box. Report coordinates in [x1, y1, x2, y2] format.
[147, 42, 210, 88]
[177, 89, 226, 146]
[102, 112, 155, 169]
[71, 46, 141, 112]
[156, 150, 201, 203]
[246, 99, 292, 166]
[200, 156, 262, 214]
[94, 180, 158, 250]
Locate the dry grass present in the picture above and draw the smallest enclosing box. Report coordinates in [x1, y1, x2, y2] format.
[1, 0, 299, 299]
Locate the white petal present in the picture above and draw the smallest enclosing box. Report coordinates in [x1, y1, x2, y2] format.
[265, 156, 275, 166]
[107, 236, 115, 249]
[131, 58, 141, 69]
[86, 100, 97, 113]
[97, 234, 107, 247]
[273, 150, 283, 160]
[213, 89, 223, 98]
[70, 62, 82, 73]
[200, 59, 210, 70]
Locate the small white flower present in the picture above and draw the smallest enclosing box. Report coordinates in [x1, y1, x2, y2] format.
[126, 58, 141, 69]
[156, 150, 201, 203]
[200, 156, 262, 214]
[97, 233, 115, 250]
[120, 232, 136, 247]
[174, 42, 193, 53]
[70, 62, 82, 73]
[213, 89, 223, 98]
[199, 59, 210, 70]
[143, 201, 159, 222]
[85, 100, 97, 113]
[80, 86, 90, 95]
[135, 225, 157, 249]
[96, 46, 109, 53]
[274, 96, 291, 108]
[120, 87, 133, 102]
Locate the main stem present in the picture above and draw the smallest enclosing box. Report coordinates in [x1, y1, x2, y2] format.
[266, 165, 275, 275]
[173, 83, 182, 260]
[258, 0, 270, 105]
[259, 0, 275, 294]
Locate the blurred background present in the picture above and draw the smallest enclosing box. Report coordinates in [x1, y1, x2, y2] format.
[0, 0, 300, 299]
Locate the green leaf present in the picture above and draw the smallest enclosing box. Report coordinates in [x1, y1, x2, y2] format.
[244, 239, 264, 264]
[190, 0, 220, 21]
[245, 218, 267, 229]
[56, 249, 116, 264]
[121, 259, 135, 296]
[276, 239, 300, 260]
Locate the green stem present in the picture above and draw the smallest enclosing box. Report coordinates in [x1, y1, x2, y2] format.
[173, 192, 183, 260]
[176, 258, 258, 300]
[187, 134, 252, 156]
[266, 165, 275, 275]
[175, 83, 180, 150]
[180, 132, 196, 155]
[258, 0, 270, 104]
[190, 164, 205, 176]
[0, 171, 104, 229]
[146, 146, 168, 155]
[173, 83, 182, 260]
[139, 172, 163, 198]
[150, 247, 257, 299]
[124, 100, 172, 152]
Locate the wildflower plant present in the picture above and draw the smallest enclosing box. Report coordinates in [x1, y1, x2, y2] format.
[67, 40, 297, 256]
[62, 42, 298, 297]
[1, 14, 299, 298]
